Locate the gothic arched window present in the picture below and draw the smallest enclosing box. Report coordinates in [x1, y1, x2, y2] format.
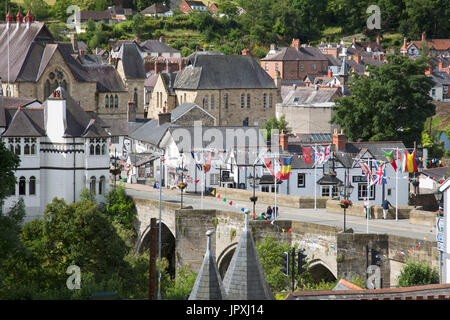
[115, 95, 118, 108]
[19, 176, 26, 195]
[29, 176, 36, 195]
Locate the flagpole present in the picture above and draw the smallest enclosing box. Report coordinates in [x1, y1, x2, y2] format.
[274, 156, 278, 220]
[395, 147, 398, 221]
[314, 144, 317, 211]
[201, 165, 204, 210]
[367, 157, 370, 234]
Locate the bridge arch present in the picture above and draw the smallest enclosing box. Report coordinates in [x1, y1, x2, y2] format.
[308, 259, 337, 283]
[137, 221, 176, 278]
[217, 242, 238, 278]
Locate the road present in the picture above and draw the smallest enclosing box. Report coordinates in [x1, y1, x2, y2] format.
[123, 183, 436, 241]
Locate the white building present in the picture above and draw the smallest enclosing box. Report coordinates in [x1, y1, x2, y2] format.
[438, 178, 450, 283]
[0, 88, 111, 221]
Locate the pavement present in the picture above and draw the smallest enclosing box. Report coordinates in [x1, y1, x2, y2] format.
[123, 182, 437, 241]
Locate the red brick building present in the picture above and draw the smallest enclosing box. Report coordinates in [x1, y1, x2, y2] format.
[261, 39, 329, 81]
[179, 0, 208, 14]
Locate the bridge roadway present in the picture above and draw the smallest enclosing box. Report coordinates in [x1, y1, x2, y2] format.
[124, 183, 436, 241]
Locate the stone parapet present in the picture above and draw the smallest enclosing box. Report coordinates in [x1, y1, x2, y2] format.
[215, 187, 328, 208]
[326, 199, 413, 220]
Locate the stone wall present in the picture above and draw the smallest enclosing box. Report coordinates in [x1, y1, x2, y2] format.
[326, 199, 413, 220]
[215, 187, 329, 208]
[409, 209, 439, 226]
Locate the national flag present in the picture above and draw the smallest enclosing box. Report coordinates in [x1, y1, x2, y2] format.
[371, 161, 387, 185]
[383, 150, 397, 172]
[359, 161, 374, 184]
[277, 156, 293, 180]
[400, 151, 418, 173]
[264, 158, 275, 178]
[302, 147, 313, 164]
[312, 146, 323, 165]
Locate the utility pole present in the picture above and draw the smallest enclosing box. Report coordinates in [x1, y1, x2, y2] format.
[291, 247, 295, 292]
[149, 218, 158, 300]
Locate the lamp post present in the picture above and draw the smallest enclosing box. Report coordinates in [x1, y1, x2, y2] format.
[248, 164, 261, 219]
[177, 150, 187, 209]
[337, 173, 354, 233]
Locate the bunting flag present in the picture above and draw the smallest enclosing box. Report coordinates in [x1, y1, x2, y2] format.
[383, 150, 397, 172]
[371, 161, 387, 185]
[302, 147, 313, 164]
[277, 156, 293, 180]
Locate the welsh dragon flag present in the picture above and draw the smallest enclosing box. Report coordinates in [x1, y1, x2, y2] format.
[383, 150, 397, 172]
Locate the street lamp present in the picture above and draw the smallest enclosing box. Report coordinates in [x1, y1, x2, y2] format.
[177, 150, 187, 209]
[337, 179, 354, 233]
[435, 190, 443, 211]
[248, 164, 261, 218]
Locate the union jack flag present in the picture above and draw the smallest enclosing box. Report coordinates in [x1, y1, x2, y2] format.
[371, 161, 387, 185]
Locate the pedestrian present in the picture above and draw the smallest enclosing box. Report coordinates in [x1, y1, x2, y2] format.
[266, 206, 272, 220]
[364, 200, 369, 219]
[382, 199, 392, 219]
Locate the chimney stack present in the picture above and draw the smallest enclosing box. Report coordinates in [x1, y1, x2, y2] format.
[159, 36, 165, 43]
[158, 112, 171, 125]
[274, 70, 281, 89]
[242, 48, 250, 56]
[352, 36, 356, 46]
[70, 32, 78, 53]
[127, 99, 136, 122]
[328, 68, 333, 78]
[270, 43, 276, 51]
[333, 128, 346, 151]
[422, 32, 426, 41]
[279, 131, 289, 151]
[291, 38, 301, 51]
[354, 51, 362, 64]
[376, 34, 380, 45]
[438, 60, 443, 69]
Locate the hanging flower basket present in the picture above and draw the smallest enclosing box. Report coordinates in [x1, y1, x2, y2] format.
[202, 164, 211, 172]
[340, 200, 352, 209]
[178, 182, 187, 190]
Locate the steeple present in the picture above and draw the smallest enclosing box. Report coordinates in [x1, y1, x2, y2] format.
[222, 210, 274, 300]
[189, 230, 228, 300]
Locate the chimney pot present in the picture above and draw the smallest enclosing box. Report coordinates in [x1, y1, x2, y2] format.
[242, 48, 250, 56]
[159, 36, 165, 43]
[279, 132, 289, 151]
[291, 38, 301, 50]
[422, 32, 426, 41]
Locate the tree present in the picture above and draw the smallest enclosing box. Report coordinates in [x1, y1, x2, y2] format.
[0, 142, 20, 208]
[397, 260, 439, 287]
[331, 55, 435, 147]
[104, 185, 136, 232]
[264, 115, 290, 141]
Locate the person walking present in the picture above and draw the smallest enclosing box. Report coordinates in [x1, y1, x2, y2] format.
[364, 200, 369, 219]
[266, 206, 273, 220]
[382, 199, 393, 220]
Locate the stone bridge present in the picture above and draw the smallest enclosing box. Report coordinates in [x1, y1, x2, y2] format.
[132, 196, 440, 288]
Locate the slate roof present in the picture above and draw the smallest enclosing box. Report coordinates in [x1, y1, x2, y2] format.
[161, 72, 178, 94]
[189, 230, 228, 300]
[170, 102, 215, 122]
[129, 119, 178, 146]
[174, 55, 276, 90]
[222, 212, 274, 300]
[421, 167, 448, 180]
[141, 4, 171, 15]
[119, 43, 146, 79]
[2, 107, 45, 137]
[429, 72, 450, 86]
[2, 87, 109, 138]
[281, 87, 340, 105]
[0, 23, 54, 82]
[83, 64, 127, 92]
[261, 46, 328, 62]
[76, 10, 111, 21]
[140, 39, 180, 54]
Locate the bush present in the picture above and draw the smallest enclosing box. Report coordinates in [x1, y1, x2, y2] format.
[397, 260, 439, 287]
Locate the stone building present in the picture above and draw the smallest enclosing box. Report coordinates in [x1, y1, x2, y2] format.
[0, 11, 140, 121]
[147, 72, 178, 119]
[172, 52, 279, 127]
